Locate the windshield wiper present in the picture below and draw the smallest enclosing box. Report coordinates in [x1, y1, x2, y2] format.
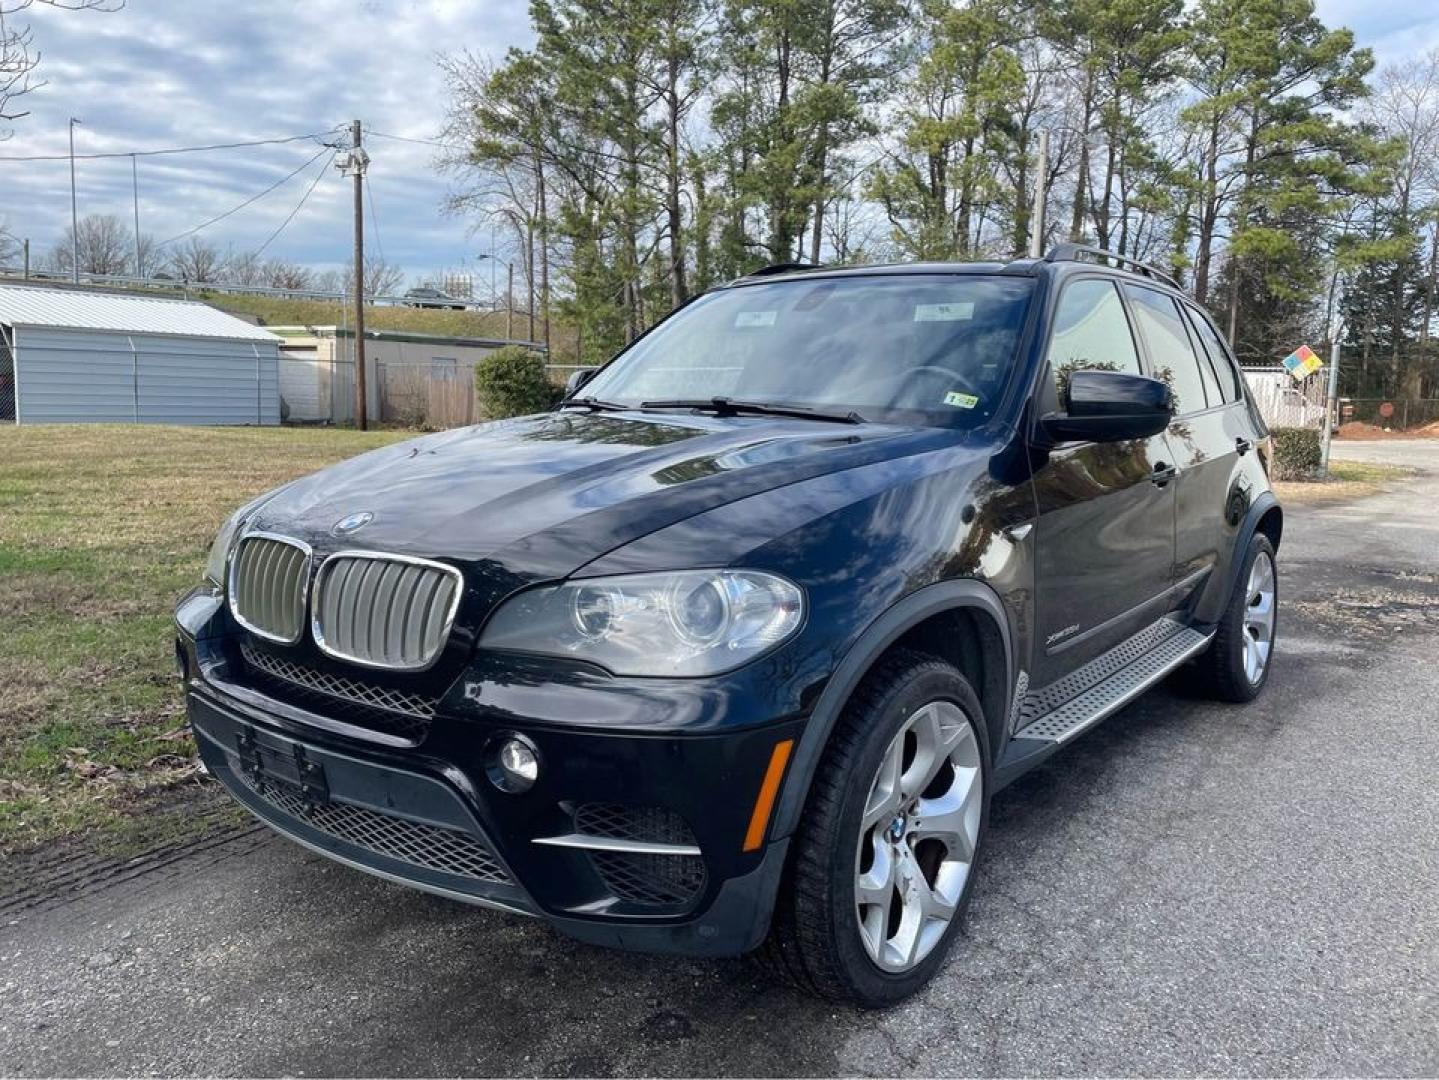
[638, 397, 865, 425]
[560, 396, 631, 413]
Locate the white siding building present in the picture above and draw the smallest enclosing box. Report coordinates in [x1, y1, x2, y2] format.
[0, 284, 281, 425]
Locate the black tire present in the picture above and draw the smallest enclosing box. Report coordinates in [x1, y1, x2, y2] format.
[1185, 533, 1278, 703]
[761, 649, 990, 1007]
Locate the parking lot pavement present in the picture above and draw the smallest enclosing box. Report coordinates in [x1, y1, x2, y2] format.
[3, 443, 1437, 1079]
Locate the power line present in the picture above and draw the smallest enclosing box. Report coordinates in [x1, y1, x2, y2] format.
[156, 145, 332, 248]
[365, 173, 385, 265]
[253, 150, 336, 258]
[368, 130, 451, 149]
[0, 131, 339, 163]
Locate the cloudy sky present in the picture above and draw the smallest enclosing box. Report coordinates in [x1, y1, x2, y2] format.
[2, 0, 1437, 290]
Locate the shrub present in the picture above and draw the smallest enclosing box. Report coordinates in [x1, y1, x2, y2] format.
[474, 346, 557, 420]
[1270, 426, 1323, 480]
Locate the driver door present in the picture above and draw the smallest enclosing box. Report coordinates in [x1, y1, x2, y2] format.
[1028, 277, 1177, 686]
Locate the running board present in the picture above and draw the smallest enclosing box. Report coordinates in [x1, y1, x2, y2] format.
[1014, 620, 1213, 744]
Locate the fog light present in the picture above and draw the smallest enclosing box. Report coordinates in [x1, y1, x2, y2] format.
[488, 735, 539, 793]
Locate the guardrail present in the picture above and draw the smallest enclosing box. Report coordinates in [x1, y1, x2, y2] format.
[0, 266, 494, 311]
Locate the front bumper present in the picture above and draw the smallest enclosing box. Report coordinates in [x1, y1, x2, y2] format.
[178, 590, 801, 957]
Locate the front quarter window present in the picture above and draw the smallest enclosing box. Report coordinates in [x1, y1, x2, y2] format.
[580, 274, 1034, 427]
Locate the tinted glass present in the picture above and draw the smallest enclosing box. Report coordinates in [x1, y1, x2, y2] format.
[1185, 304, 1242, 403]
[1045, 279, 1141, 407]
[581, 275, 1035, 427]
[1125, 285, 1209, 415]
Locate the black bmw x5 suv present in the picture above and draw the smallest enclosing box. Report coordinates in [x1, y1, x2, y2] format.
[175, 245, 1280, 1006]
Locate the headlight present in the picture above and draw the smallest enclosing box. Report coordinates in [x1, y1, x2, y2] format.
[480, 570, 804, 677]
[203, 488, 286, 588]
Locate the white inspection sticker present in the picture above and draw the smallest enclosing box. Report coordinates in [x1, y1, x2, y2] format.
[914, 302, 974, 322]
[943, 391, 980, 409]
[735, 310, 778, 328]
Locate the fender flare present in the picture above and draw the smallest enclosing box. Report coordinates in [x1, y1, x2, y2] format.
[1202, 490, 1282, 624]
[770, 579, 1014, 839]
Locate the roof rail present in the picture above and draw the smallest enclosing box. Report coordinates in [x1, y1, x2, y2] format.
[742, 261, 825, 279]
[1044, 243, 1181, 292]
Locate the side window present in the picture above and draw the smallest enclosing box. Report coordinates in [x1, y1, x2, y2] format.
[1185, 304, 1243, 404]
[1045, 279, 1142, 408]
[1124, 285, 1210, 415]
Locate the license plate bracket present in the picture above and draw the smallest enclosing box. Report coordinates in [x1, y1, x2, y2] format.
[237, 727, 329, 809]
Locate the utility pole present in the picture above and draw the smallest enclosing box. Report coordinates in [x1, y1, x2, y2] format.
[22, 239, 29, 279]
[1321, 280, 1343, 474]
[68, 118, 82, 283]
[131, 154, 142, 278]
[338, 120, 371, 430]
[1029, 130, 1050, 259]
[506, 262, 514, 340]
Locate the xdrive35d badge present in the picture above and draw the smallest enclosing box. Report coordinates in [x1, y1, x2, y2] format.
[176, 245, 1281, 1007]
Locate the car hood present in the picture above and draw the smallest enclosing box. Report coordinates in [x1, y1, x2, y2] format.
[248, 410, 954, 580]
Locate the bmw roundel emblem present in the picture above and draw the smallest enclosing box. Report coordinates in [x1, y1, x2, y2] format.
[331, 511, 374, 536]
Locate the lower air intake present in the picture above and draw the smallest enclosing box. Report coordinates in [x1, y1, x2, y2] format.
[237, 768, 508, 884]
[574, 803, 706, 906]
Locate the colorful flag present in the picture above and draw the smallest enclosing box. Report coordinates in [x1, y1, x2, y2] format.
[1281, 344, 1323, 382]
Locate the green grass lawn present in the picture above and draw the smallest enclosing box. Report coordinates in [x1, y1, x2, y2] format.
[0, 424, 410, 855]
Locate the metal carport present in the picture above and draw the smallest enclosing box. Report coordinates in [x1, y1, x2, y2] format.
[0, 283, 281, 425]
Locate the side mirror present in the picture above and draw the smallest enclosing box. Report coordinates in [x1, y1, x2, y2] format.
[1042, 369, 1173, 443]
[564, 367, 599, 398]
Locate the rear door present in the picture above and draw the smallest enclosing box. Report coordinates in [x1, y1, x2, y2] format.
[1122, 285, 1239, 594]
[1029, 276, 1178, 685]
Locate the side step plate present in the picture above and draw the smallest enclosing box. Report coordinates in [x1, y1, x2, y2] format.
[1015, 622, 1212, 744]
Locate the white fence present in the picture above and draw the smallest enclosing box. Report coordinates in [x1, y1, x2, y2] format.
[1242, 368, 1328, 429]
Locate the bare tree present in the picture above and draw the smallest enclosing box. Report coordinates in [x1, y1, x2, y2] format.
[312, 268, 343, 293]
[1, 0, 121, 139]
[263, 259, 313, 291]
[0, 217, 17, 264]
[223, 249, 265, 286]
[166, 235, 225, 282]
[345, 258, 405, 297]
[46, 212, 130, 274]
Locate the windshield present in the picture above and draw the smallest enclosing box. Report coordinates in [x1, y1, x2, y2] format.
[580, 274, 1034, 426]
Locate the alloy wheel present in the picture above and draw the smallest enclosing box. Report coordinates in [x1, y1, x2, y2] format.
[854, 700, 982, 972]
[1242, 551, 1276, 685]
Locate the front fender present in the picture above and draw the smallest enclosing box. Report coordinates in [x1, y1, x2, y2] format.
[770, 579, 1014, 840]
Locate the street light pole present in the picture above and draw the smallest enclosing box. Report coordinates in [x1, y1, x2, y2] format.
[1320, 283, 1343, 474]
[68, 117, 82, 283]
[131, 153, 142, 277]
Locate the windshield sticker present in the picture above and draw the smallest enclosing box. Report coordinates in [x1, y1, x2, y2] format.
[914, 302, 974, 322]
[943, 391, 980, 409]
[735, 310, 778, 328]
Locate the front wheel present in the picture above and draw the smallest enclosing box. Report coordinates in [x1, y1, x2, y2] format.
[763, 650, 989, 1006]
[1187, 533, 1278, 702]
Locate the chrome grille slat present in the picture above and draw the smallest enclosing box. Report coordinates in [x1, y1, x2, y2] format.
[228, 534, 310, 644]
[313, 552, 462, 670]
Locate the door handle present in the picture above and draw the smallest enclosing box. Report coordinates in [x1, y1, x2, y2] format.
[1150, 462, 1178, 487]
[1235, 437, 1253, 456]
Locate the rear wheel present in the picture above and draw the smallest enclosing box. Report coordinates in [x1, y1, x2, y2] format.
[763, 650, 989, 1006]
[1186, 533, 1277, 702]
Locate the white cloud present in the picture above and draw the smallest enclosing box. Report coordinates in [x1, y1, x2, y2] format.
[1, 0, 535, 284]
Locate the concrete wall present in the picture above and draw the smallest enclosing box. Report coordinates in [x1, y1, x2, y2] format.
[13, 325, 280, 425]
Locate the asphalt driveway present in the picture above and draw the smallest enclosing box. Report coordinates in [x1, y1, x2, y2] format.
[2, 441, 1436, 1077]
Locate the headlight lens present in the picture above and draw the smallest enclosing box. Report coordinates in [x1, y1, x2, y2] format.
[480, 570, 804, 677]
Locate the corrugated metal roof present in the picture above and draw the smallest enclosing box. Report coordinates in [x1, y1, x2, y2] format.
[0, 284, 279, 342]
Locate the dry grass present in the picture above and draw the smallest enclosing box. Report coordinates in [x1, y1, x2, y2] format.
[1271, 460, 1414, 505]
[0, 424, 409, 854]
